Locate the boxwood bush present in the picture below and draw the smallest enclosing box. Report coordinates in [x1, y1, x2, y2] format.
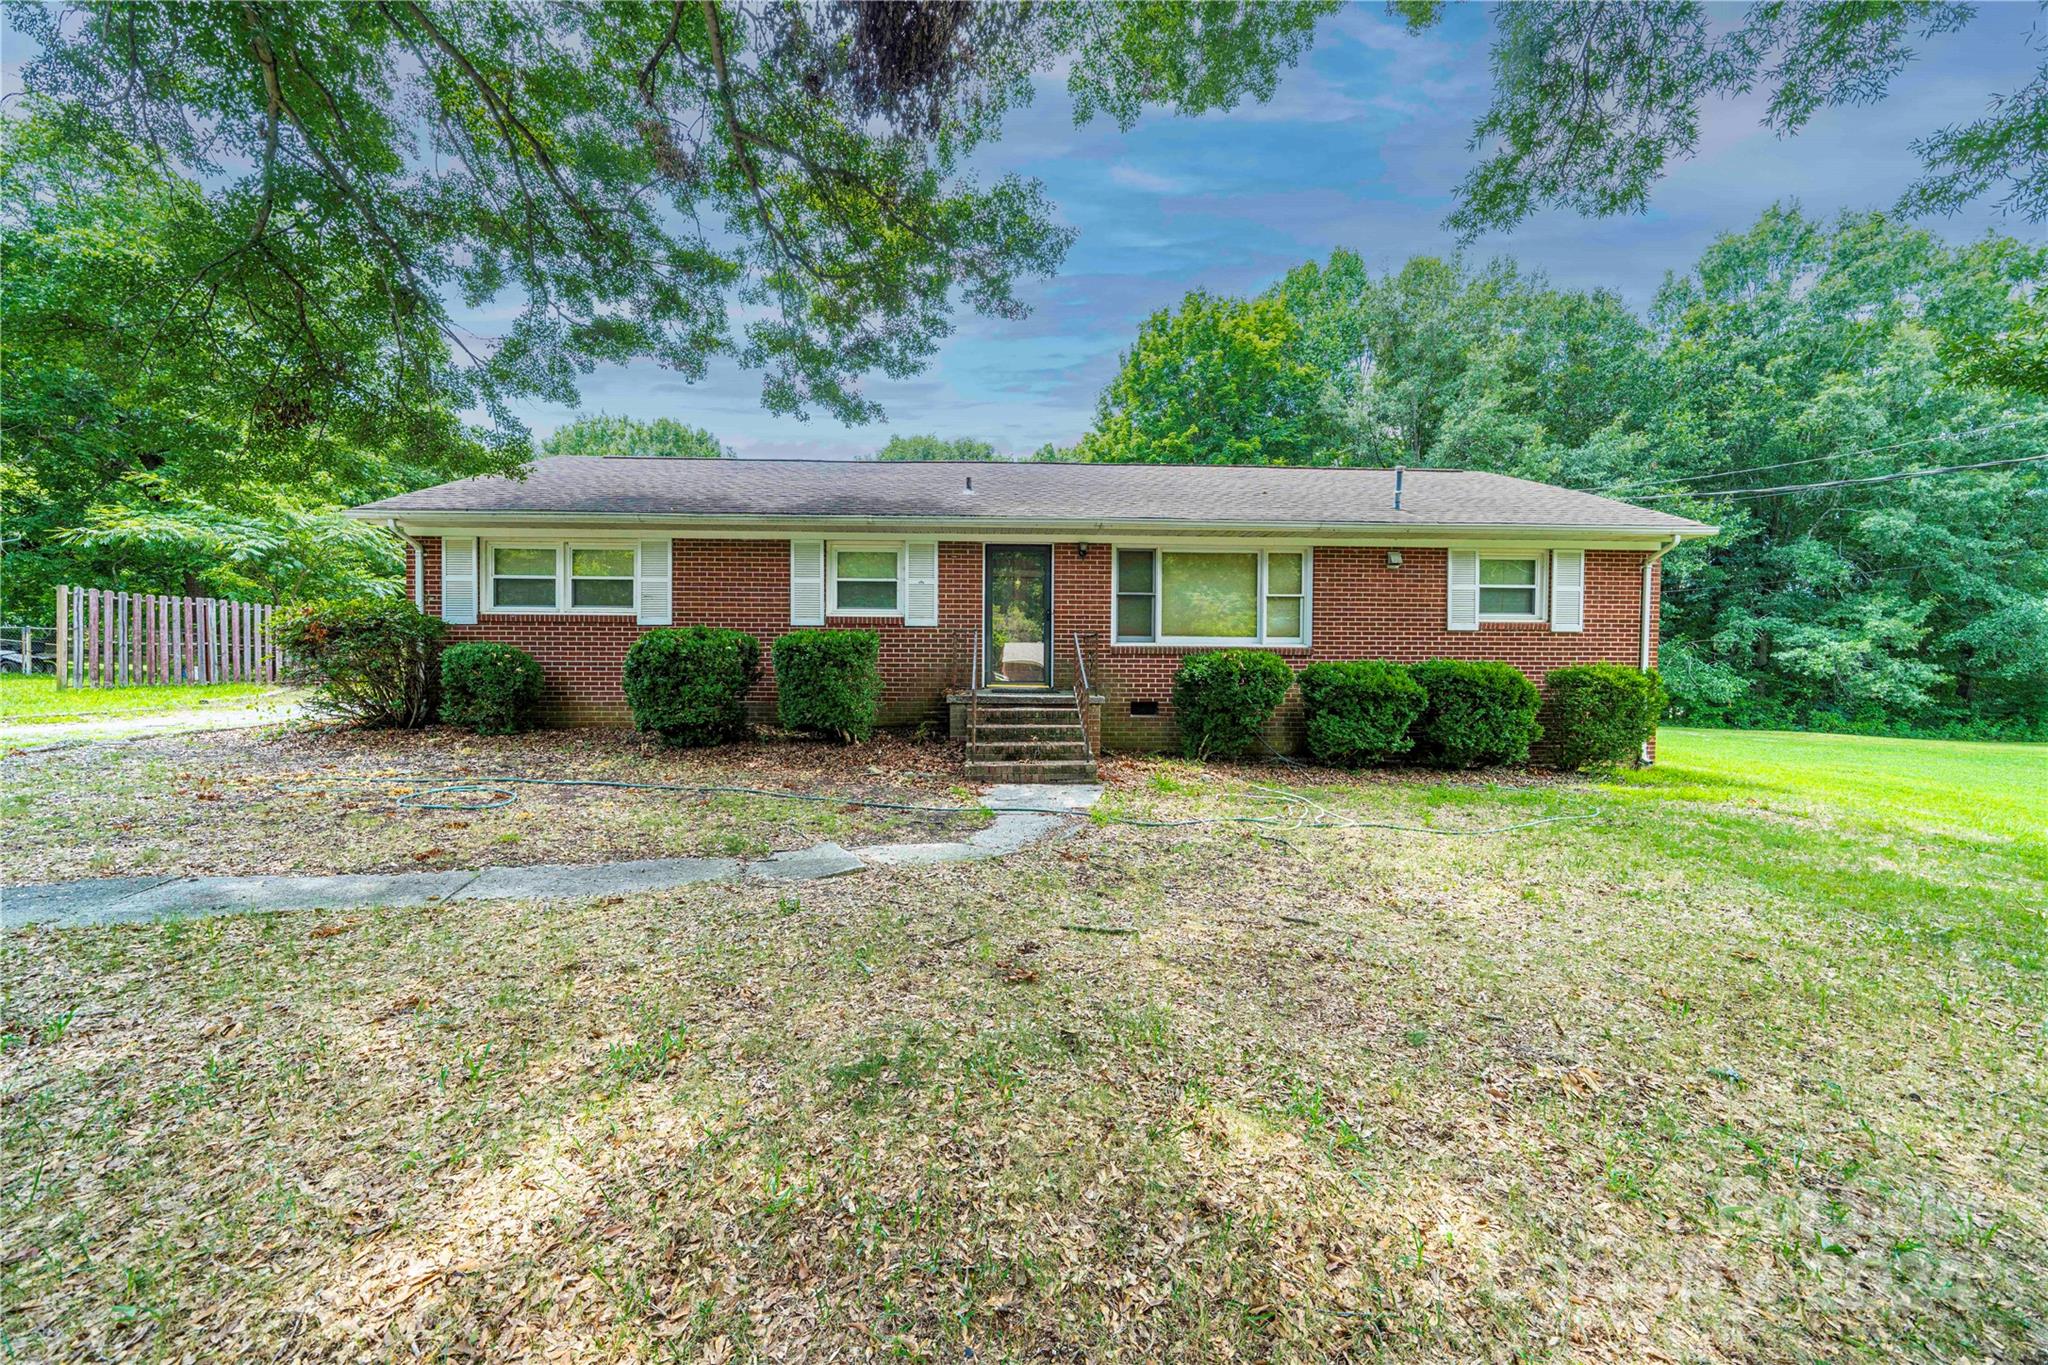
[1409, 659, 1543, 768]
[622, 626, 759, 746]
[274, 597, 444, 728]
[772, 629, 882, 742]
[1171, 649, 1295, 758]
[1541, 664, 1667, 769]
[439, 642, 545, 734]
[1297, 660, 1428, 767]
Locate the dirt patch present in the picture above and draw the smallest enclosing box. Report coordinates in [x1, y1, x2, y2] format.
[1, 724, 988, 882]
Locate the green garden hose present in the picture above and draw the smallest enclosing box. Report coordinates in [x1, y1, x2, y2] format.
[279, 772, 1597, 837]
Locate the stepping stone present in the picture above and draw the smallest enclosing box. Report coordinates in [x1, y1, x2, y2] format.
[455, 857, 742, 902]
[4, 876, 177, 926]
[744, 842, 866, 881]
[100, 871, 478, 926]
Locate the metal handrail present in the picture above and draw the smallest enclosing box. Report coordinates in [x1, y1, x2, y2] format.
[1070, 632, 1093, 762]
[968, 623, 982, 745]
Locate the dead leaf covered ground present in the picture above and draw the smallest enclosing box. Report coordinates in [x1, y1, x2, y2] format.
[3, 729, 2044, 1361]
[1, 725, 987, 883]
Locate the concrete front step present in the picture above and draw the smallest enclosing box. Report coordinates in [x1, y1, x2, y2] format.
[969, 740, 1091, 763]
[966, 758, 1100, 784]
[970, 708, 1082, 725]
[973, 722, 1088, 743]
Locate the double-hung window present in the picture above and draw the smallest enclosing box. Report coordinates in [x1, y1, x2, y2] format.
[490, 546, 560, 609]
[486, 541, 639, 613]
[1477, 554, 1544, 622]
[1112, 547, 1310, 646]
[569, 548, 635, 608]
[829, 544, 903, 615]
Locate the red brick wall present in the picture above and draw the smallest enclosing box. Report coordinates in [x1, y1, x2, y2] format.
[413, 537, 981, 726]
[408, 537, 1659, 747]
[1044, 544, 1658, 752]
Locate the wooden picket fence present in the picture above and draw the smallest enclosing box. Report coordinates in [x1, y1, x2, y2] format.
[56, 585, 284, 688]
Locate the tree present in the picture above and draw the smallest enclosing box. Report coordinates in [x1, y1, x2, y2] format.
[0, 113, 505, 621]
[13, 1, 1337, 436]
[1072, 208, 2048, 736]
[1078, 291, 1345, 465]
[1270, 250, 1656, 474]
[873, 434, 996, 461]
[542, 415, 728, 459]
[1401, 1, 2042, 238]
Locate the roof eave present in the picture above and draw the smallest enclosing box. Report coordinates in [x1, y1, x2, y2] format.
[350, 507, 1715, 540]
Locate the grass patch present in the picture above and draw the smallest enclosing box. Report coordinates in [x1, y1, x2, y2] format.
[2, 727, 2044, 1360]
[0, 674, 277, 723]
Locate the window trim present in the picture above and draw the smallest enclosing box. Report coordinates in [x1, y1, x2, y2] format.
[484, 538, 641, 615]
[1476, 552, 1547, 624]
[827, 540, 906, 618]
[1109, 545, 1313, 648]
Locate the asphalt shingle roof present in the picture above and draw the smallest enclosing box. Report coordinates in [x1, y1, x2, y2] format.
[350, 457, 1713, 535]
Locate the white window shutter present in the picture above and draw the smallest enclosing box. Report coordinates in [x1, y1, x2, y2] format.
[1551, 549, 1585, 633]
[636, 539, 672, 625]
[790, 539, 825, 625]
[1446, 549, 1478, 632]
[441, 536, 478, 624]
[904, 540, 939, 626]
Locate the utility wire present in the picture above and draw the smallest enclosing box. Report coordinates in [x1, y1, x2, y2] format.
[1596, 412, 2048, 496]
[1628, 452, 2048, 503]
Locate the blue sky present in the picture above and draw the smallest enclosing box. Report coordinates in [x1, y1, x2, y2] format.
[8, 3, 2040, 458]
[578, 3, 2044, 460]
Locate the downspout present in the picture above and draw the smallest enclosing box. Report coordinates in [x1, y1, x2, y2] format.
[1640, 535, 1684, 765]
[1639, 535, 1684, 671]
[386, 519, 425, 610]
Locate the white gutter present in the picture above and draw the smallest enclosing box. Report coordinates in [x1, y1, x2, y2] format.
[384, 519, 426, 610]
[1641, 534, 1686, 671]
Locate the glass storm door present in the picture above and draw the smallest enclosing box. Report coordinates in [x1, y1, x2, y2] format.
[984, 545, 1052, 687]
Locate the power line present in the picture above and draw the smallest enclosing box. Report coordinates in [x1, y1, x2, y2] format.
[1597, 412, 2048, 496]
[1630, 452, 2048, 503]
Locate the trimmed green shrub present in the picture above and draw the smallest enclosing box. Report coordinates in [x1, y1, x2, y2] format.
[773, 630, 882, 742]
[1297, 660, 1428, 767]
[1542, 664, 1667, 769]
[1170, 649, 1294, 758]
[1409, 659, 1543, 768]
[275, 597, 444, 728]
[622, 626, 760, 746]
[439, 642, 545, 734]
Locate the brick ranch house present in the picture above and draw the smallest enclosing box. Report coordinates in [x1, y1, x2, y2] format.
[347, 457, 1715, 757]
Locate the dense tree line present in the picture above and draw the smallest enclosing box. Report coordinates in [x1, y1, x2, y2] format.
[1078, 208, 2048, 738]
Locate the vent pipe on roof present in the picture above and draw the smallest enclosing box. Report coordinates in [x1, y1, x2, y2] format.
[1393, 465, 1404, 511]
[964, 475, 974, 494]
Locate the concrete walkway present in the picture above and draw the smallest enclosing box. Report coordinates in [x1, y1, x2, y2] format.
[4, 783, 1101, 929]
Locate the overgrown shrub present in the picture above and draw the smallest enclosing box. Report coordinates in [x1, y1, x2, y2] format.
[1541, 664, 1667, 769]
[274, 597, 444, 728]
[1409, 659, 1542, 767]
[1297, 660, 1428, 767]
[439, 642, 545, 735]
[772, 630, 882, 742]
[622, 626, 759, 746]
[1170, 649, 1294, 758]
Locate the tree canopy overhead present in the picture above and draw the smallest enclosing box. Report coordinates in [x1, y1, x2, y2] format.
[0, 112, 502, 618]
[13, 0, 1337, 438]
[1397, 0, 2046, 238]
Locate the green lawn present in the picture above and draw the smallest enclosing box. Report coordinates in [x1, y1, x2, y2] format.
[3, 725, 2044, 1361]
[0, 673, 278, 724]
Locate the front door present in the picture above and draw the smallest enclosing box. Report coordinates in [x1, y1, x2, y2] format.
[984, 545, 1052, 688]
